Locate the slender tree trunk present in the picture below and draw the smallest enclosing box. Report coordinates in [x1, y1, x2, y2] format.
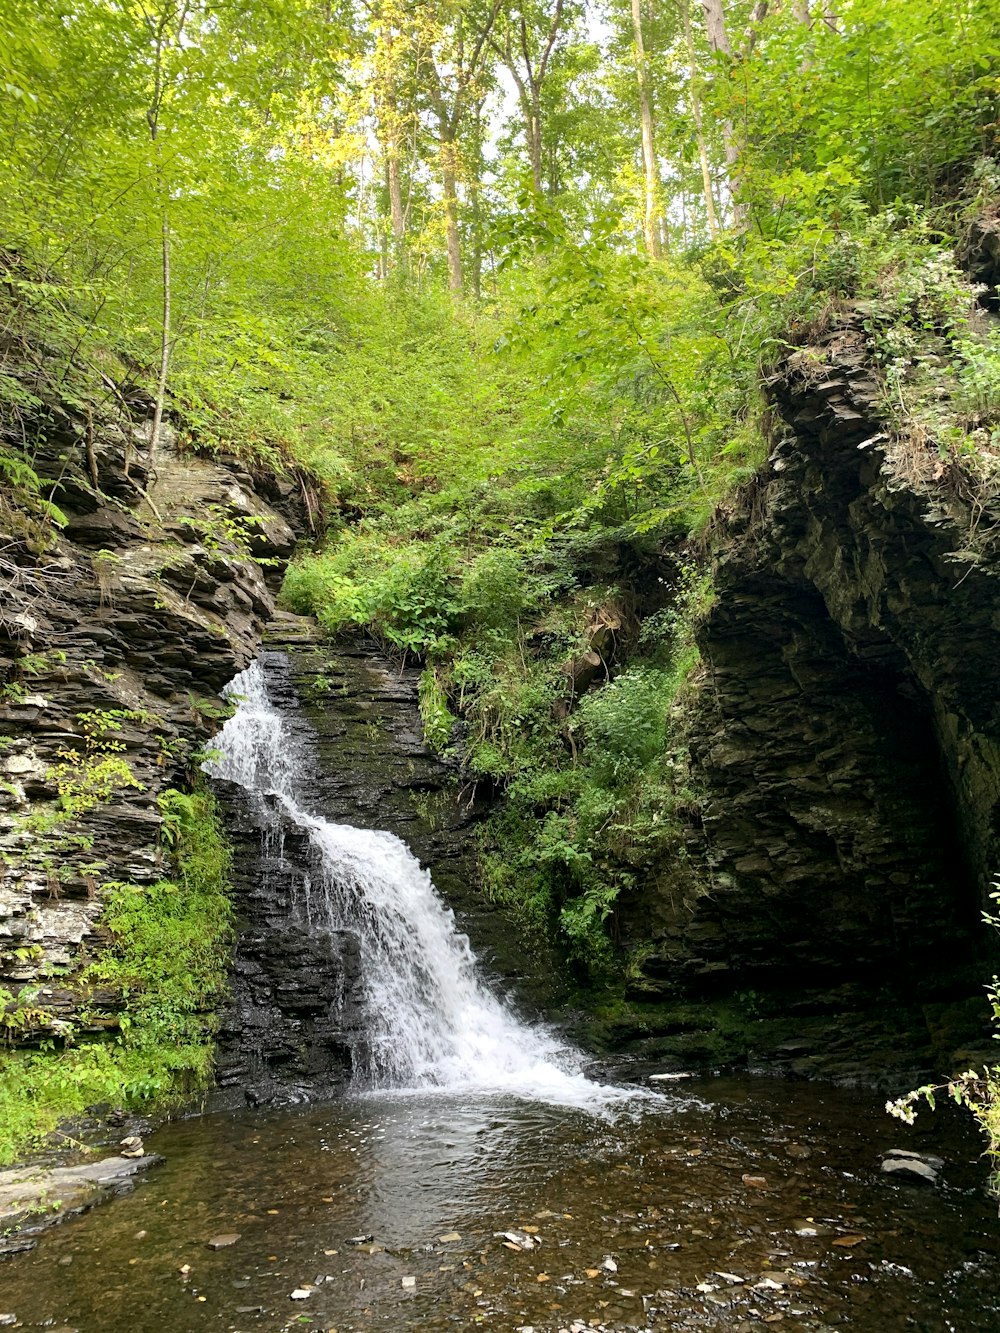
[527, 92, 543, 193]
[149, 211, 171, 461]
[793, 0, 811, 22]
[381, 23, 406, 250]
[699, 0, 745, 225]
[469, 102, 485, 299]
[145, 3, 187, 466]
[440, 130, 463, 294]
[631, 0, 662, 256]
[684, 0, 720, 238]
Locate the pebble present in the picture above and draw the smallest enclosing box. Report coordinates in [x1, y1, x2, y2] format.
[290, 1287, 312, 1299]
[0, 1318, 15, 1328]
[401, 1275, 416, 1289]
[207, 1233, 241, 1249]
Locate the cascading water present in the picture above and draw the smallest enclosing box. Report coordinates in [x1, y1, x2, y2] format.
[206, 660, 630, 1109]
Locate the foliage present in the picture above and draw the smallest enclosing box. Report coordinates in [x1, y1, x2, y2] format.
[0, 786, 232, 1164]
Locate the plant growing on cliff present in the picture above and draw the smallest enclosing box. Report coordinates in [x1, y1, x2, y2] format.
[0, 784, 232, 1163]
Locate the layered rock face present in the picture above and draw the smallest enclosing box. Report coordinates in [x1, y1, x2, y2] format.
[629, 322, 1000, 1029]
[0, 410, 302, 1037]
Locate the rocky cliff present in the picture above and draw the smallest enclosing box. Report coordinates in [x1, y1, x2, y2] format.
[0, 403, 305, 1040]
[618, 316, 1000, 1079]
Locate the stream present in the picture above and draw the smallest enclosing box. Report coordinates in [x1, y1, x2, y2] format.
[2, 662, 999, 1332]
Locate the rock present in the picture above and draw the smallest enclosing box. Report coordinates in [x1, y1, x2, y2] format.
[882, 1148, 944, 1170]
[0, 1153, 162, 1239]
[207, 1233, 241, 1249]
[617, 316, 1000, 1071]
[401, 1276, 416, 1289]
[880, 1153, 939, 1183]
[438, 1231, 461, 1242]
[289, 1287, 312, 1299]
[741, 1174, 768, 1189]
[0, 425, 309, 1044]
[119, 1135, 144, 1158]
[601, 1255, 618, 1272]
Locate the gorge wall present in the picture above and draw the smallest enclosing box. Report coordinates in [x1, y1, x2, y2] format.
[0, 399, 304, 1040]
[618, 316, 1000, 1079]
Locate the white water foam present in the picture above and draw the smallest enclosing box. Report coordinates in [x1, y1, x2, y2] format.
[206, 661, 638, 1111]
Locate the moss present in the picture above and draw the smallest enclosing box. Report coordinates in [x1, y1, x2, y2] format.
[0, 785, 233, 1165]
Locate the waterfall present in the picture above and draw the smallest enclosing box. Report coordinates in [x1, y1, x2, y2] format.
[206, 661, 630, 1108]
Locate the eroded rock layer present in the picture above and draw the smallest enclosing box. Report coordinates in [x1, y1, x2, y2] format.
[0, 412, 303, 1038]
[626, 321, 1000, 1063]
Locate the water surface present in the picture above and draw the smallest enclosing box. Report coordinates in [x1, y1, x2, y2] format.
[1, 1077, 997, 1332]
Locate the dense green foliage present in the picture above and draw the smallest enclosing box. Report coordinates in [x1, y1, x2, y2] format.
[0, 788, 232, 1163]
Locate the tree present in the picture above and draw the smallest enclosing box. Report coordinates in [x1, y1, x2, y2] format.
[422, 0, 503, 294]
[490, 0, 571, 195]
[630, 0, 664, 255]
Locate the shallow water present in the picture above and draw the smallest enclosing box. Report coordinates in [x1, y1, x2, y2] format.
[2, 1076, 998, 1333]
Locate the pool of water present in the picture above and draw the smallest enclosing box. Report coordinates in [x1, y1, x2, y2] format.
[1, 1076, 998, 1333]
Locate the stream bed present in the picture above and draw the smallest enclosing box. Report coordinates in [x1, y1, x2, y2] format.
[1, 1076, 998, 1333]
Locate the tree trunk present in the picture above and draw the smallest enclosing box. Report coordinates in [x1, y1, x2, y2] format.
[149, 210, 171, 463]
[700, 0, 731, 55]
[528, 92, 543, 193]
[631, 0, 662, 257]
[440, 132, 463, 295]
[699, 0, 744, 225]
[683, 0, 720, 239]
[381, 23, 406, 251]
[387, 148, 405, 244]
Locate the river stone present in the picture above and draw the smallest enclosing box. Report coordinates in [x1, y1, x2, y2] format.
[207, 1233, 241, 1249]
[883, 1148, 944, 1170]
[880, 1153, 939, 1183]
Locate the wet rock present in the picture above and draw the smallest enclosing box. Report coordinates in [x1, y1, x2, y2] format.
[880, 1150, 941, 1183]
[0, 1153, 162, 1240]
[618, 316, 1000, 1074]
[207, 1233, 241, 1249]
